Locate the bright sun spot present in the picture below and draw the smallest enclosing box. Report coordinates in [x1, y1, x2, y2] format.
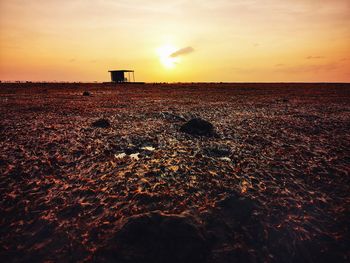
[157, 45, 179, 69]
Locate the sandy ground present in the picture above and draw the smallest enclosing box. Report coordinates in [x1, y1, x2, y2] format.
[0, 83, 349, 262]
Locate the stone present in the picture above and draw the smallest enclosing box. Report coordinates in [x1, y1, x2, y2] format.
[95, 211, 210, 263]
[92, 119, 110, 128]
[216, 194, 256, 223]
[180, 118, 215, 137]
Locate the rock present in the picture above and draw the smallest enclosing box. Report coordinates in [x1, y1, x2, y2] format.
[92, 119, 110, 128]
[140, 146, 155, 151]
[180, 118, 215, 137]
[216, 194, 256, 223]
[219, 157, 231, 162]
[83, 91, 91, 96]
[95, 211, 210, 263]
[125, 147, 139, 155]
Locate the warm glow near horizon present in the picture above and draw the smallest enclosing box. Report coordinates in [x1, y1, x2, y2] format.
[0, 0, 350, 82]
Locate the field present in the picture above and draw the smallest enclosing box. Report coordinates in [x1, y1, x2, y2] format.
[0, 83, 349, 262]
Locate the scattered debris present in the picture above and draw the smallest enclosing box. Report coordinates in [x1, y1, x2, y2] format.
[1, 83, 349, 262]
[160, 112, 186, 122]
[203, 146, 231, 157]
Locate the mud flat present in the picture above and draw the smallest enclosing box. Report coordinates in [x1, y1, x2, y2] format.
[0, 83, 349, 262]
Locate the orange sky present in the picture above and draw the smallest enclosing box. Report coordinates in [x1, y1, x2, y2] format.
[1, 0, 350, 82]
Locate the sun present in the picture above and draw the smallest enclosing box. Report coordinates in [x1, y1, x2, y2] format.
[157, 45, 179, 69]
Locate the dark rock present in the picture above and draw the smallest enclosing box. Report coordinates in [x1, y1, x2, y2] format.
[125, 147, 139, 155]
[83, 91, 91, 96]
[216, 194, 256, 223]
[95, 211, 210, 263]
[180, 118, 215, 137]
[92, 119, 110, 128]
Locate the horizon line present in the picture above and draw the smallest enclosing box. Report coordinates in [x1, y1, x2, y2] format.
[1, 81, 350, 84]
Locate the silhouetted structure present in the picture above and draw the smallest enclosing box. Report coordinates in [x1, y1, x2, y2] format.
[109, 70, 135, 83]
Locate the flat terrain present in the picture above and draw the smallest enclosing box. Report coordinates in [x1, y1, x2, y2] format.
[0, 83, 349, 262]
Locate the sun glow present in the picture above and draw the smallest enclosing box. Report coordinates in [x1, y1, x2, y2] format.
[157, 45, 179, 69]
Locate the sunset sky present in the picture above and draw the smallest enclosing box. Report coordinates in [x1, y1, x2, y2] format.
[1, 0, 349, 82]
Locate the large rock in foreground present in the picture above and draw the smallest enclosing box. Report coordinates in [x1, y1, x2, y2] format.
[180, 118, 216, 137]
[216, 194, 256, 223]
[95, 211, 210, 263]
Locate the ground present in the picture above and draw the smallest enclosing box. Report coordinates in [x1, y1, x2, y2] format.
[0, 83, 349, 262]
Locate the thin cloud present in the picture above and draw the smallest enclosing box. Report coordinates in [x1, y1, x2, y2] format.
[275, 63, 338, 73]
[170, 46, 194, 57]
[306, 56, 325, 59]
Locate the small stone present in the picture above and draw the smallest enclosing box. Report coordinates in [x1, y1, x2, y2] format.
[115, 153, 126, 159]
[130, 153, 140, 160]
[83, 91, 91, 96]
[141, 146, 155, 151]
[91, 118, 110, 128]
[219, 157, 231, 162]
[180, 118, 215, 137]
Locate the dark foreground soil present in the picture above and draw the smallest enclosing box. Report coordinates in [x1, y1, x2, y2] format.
[0, 83, 349, 262]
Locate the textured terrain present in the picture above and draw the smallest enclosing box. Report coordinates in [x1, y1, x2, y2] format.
[0, 83, 349, 262]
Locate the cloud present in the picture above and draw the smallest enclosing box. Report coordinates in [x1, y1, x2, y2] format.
[275, 63, 338, 73]
[170, 46, 194, 57]
[306, 56, 325, 59]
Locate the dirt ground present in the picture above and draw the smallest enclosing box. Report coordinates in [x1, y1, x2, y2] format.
[0, 83, 349, 262]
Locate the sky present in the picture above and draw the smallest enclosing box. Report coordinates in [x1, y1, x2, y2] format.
[0, 0, 350, 82]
